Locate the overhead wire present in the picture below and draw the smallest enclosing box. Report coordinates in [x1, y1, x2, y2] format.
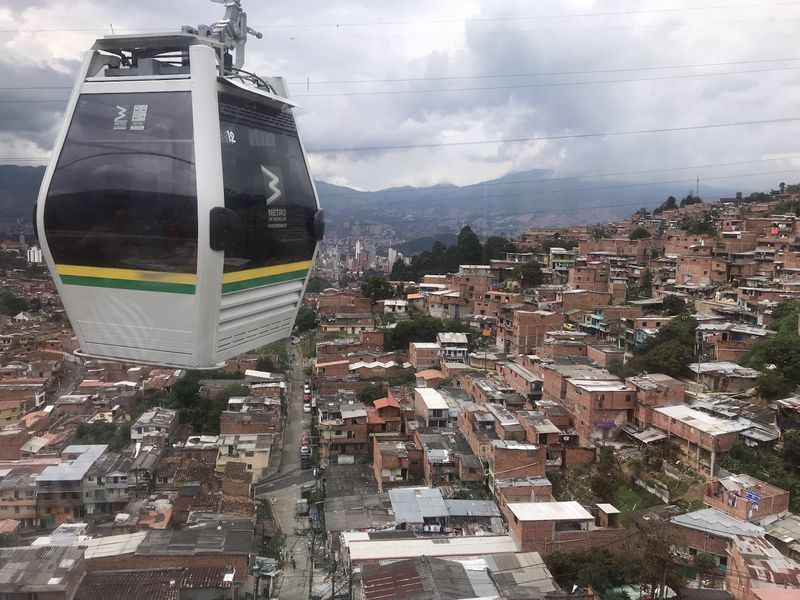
[308, 116, 800, 153]
[253, 1, 800, 28]
[3, 63, 800, 102]
[290, 65, 800, 97]
[3, 56, 800, 91]
[4, 1, 800, 33]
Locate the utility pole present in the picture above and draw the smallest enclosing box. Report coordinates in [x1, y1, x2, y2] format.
[696, 176, 700, 198]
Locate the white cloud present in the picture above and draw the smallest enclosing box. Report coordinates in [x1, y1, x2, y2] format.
[2, 0, 800, 196]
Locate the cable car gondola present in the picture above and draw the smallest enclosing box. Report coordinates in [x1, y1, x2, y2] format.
[35, 1, 324, 369]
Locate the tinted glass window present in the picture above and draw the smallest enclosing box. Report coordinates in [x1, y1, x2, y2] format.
[44, 92, 197, 273]
[219, 93, 317, 272]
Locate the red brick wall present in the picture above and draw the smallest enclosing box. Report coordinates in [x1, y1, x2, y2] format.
[220, 411, 281, 435]
[587, 346, 624, 368]
[0, 428, 28, 459]
[564, 447, 596, 467]
[562, 291, 612, 312]
[492, 445, 546, 479]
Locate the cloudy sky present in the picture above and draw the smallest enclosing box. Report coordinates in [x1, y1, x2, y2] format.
[3, 0, 800, 194]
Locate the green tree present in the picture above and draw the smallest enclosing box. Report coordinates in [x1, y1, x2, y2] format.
[384, 315, 473, 351]
[546, 549, 630, 594]
[629, 226, 651, 240]
[742, 301, 800, 398]
[591, 447, 621, 502]
[590, 224, 615, 240]
[294, 305, 319, 334]
[639, 269, 653, 298]
[456, 225, 483, 265]
[627, 518, 688, 600]
[390, 258, 415, 281]
[305, 276, 333, 293]
[680, 193, 703, 208]
[73, 421, 129, 452]
[692, 552, 718, 583]
[512, 262, 544, 288]
[361, 277, 395, 302]
[358, 382, 387, 404]
[654, 195, 678, 214]
[0, 289, 28, 316]
[662, 295, 688, 316]
[756, 369, 791, 400]
[483, 236, 516, 261]
[679, 214, 716, 236]
[783, 430, 800, 470]
[626, 315, 697, 378]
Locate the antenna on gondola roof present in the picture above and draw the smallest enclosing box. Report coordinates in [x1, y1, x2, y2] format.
[184, 0, 262, 70]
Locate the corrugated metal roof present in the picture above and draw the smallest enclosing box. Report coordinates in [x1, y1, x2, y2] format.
[671, 508, 764, 538]
[389, 487, 448, 523]
[444, 499, 501, 519]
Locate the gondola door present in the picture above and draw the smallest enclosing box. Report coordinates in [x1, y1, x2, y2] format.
[213, 90, 321, 359]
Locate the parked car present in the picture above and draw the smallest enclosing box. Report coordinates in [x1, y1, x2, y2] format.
[303, 404, 311, 413]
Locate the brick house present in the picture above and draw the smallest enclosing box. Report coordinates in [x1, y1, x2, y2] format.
[649, 405, 750, 476]
[564, 378, 636, 445]
[409, 342, 441, 370]
[372, 439, 423, 492]
[704, 474, 790, 525]
[567, 263, 610, 292]
[367, 397, 404, 436]
[496, 361, 543, 405]
[502, 310, 564, 355]
[318, 399, 370, 462]
[626, 373, 685, 428]
[502, 501, 624, 555]
[488, 440, 546, 487]
[677, 255, 728, 286]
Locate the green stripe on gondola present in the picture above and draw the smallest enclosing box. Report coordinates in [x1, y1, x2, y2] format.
[221, 269, 309, 294]
[60, 274, 196, 294]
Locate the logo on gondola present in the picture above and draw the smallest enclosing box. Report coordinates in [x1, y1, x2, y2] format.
[113, 104, 148, 131]
[113, 105, 128, 130]
[260, 165, 282, 206]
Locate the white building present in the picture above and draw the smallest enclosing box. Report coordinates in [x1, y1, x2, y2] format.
[26, 246, 43, 264]
[130, 407, 177, 441]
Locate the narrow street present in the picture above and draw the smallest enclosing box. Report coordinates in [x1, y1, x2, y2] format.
[258, 343, 314, 600]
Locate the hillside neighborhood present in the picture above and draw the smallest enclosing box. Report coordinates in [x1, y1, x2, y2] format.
[3, 188, 800, 600]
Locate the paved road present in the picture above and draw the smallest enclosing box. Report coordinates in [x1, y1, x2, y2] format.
[259, 343, 314, 600]
[253, 467, 313, 496]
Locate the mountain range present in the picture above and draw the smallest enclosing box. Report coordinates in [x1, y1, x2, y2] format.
[0, 165, 734, 236]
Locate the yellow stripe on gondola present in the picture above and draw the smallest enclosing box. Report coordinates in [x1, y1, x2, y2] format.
[55, 264, 197, 294]
[56, 265, 198, 284]
[221, 260, 314, 284]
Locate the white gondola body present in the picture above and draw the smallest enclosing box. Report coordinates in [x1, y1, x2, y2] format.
[36, 42, 322, 368]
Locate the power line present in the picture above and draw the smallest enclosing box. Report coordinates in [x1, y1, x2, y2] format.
[4, 64, 799, 101]
[308, 116, 800, 154]
[286, 57, 800, 86]
[291, 66, 800, 97]
[3, 56, 799, 91]
[4, 120, 800, 164]
[3, 2, 800, 34]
